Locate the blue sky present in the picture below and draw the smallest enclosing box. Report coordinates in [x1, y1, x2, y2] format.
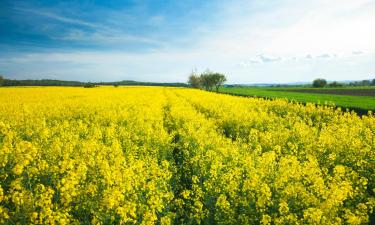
[1, 0, 375, 83]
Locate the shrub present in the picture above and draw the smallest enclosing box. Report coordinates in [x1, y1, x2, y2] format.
[312, 78, 327, 88]
[83, 82, 96, 88]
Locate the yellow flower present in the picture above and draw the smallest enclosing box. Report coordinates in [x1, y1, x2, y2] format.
[12, 164, 23, 175]
[0, 86, 373, 224]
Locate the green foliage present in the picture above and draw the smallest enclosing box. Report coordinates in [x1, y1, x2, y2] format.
[328, 81, 344, 87]
[3, 79, 85, 86]
[211, 73, 227, 92]
[1, 79, 188, 87]
[188, 69, 201, 88]
[198, 70, 227, 92]
[0, 75, 4, 86]
[361, 80, 371, 86]
[349, 79, 375, 86]
[200, 70, 215, 91]
[83, 82, 96, 88]
[312, 78, 327, 88]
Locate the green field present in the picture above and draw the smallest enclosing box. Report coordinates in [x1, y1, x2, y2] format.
[220, 86, 375, 113]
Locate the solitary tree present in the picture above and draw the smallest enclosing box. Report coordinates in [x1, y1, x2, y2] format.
[0, 75, 4, 86]
[312, 78, 327, 88]
[188, 69, 201, 88]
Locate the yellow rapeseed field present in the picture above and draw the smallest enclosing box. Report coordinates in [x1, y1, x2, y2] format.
[0, 86, 374, 224]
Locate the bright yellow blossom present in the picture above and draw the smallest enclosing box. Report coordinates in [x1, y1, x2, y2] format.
[0, 86, 374, 224]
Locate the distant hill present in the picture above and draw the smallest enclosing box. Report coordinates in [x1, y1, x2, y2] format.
[3, 79, 85, 86]
[2, 79, 188, 87]
[96, 80, 188, 87]
[226, 79, 374, 87]
[225, 82, 310, 87]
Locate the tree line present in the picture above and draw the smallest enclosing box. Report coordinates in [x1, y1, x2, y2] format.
[0, 78, 85, 87]
[188, 70, 227, 92]
[0, 76, 188, 87]
[312, 78, 375, 88]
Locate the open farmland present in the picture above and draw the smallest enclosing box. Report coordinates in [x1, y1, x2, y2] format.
[277, 87, 375, 97]
[220, 87, 375, 113]
[0, 87, 374, 224]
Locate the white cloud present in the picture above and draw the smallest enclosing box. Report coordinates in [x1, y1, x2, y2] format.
[316, 54, 331, 59]
[193, 0, 375, 57]
[352, 51, 364, 55]
[263, 0, 375, 55]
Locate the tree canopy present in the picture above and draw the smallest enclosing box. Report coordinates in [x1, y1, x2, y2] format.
[0, 75, 4, 86]
[211, 73, 227, 92]
[188, 70, 201, 89]
[188, 70, 227, 92]
[312, 78, 327, 88]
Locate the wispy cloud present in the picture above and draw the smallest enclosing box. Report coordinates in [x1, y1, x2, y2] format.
[352, 51, 364, 55]
[14, 7, 100, 29]
[239, 54, 282, 66]
[316, 54, 331, 59]
[258, 55, 282, 63]
[14, 6, 165, 47]
[56, 29, 164, 46]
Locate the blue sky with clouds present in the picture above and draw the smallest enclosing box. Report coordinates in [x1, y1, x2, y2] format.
[1, 0, 375, 83]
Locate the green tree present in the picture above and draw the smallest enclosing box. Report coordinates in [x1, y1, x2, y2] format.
[200, 70, 215, 91]
[312, 78, 327, 88]
[328, 81, 344, 87]
[0, 75, 4, 86]
[199, 70, 227, 92]
[83, 82, 96, 88]
[211, 73, 227, 92]
[188, 69, 201, 88]
[361, 80, 371, 86]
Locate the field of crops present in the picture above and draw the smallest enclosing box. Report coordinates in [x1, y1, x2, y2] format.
[220, 87, 375, 113]
[280, 88, 375, 97]
[0, 87, 374, 224]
